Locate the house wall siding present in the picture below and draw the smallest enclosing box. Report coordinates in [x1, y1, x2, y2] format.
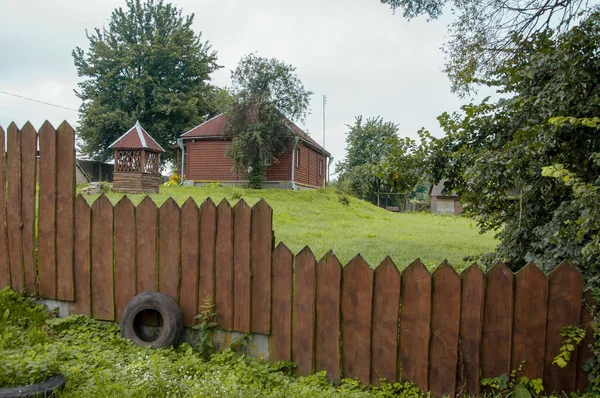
[186, 140, 238, 181]
[293, 142, 325, 188]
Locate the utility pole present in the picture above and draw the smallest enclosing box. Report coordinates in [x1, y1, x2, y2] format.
[322, 94, 326, 148]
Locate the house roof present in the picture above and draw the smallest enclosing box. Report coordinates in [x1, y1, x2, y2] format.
[181, 113, 330, 156]
[429, 180, 458, 197]
[109, 121, 165, 153]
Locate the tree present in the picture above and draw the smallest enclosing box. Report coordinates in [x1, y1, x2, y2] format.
[380, 0, 592, 94]
[428, 11, 600, 286]
[73, 0, 220, 163]
[336, 116, 425, 204]
[225, 54, 312, 188]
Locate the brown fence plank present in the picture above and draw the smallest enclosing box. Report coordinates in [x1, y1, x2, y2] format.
[233, 199, 251, 333]
[270, 243, 293, 362]
[544, 261, 584, 394]
[512, 263, 548, 379]
[481, 262, 514, 379]
[180, 198, 200, 326]
[429, 262, 461, 398]
[251, 198, 272, 334]
[19, 122, 37, 293]
[56, 121, 75, 301]
[215, 199, 234, 330]
[71, 195, 91, 316]
[198, 199, 217, 308]
[371, 256, 401, 385]
[6, 122, 23, 291]
[399, 259, 431, 392]
[114, 197, 136, 321]
[458, 264, 485, 396]
[37, 121, 57, 298]
[341, 255, 373, 385]
[91, 195, 114, 321]
[159, 197, 181, 301]
[576, 291, 595, 394]
[0, 126, 8, 289]
[293, 247, 317, 376]
[136, 196, 158, 293]
[315, 251, 342, 384]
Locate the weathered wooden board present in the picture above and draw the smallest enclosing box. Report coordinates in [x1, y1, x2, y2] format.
[458, 264, 485, 396]
[399, 260, 431, 392]
[512, 263, 547, 379]
[91, 195, 114, 321]
[215, 199, 234, 329]
[136, 196, 158, 293]
[576, 291, 595, 394]
[292, 247, 317, 376]
[371, 256, 400, 385]
[543, 261, 583, 394]
[429, 262, 461, 398]
[180, 198, 200, 326]
[233, 199, 251, 333]
[56, 121, 75, 300]
[114, 197, 136, 321]
[0, 126, 8, 289]
[341, 255, 373, 386]
[481, 262, 513, 379]
[19, 122, 37, 293]
[198, 199, 217, 308]
[315, 251, 341, 384]
[6, 123, 23, 291]
[269, 243, 293, 362]
[250, 199, 272, 334]
[159, 197, 181, 301]
[71, 195, 91, 316]
[37, 121, 57, 298]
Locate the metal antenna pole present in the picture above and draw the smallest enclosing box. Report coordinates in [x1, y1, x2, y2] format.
[322, 94, 327, 148]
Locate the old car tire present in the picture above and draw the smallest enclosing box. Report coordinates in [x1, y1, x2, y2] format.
[120, 292, 183, 349]
[0, 374, 66, 398]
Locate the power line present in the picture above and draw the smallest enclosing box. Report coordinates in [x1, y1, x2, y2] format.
[0, 89, 78, 112]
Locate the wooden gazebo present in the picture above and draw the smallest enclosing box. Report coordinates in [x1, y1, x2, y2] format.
[109, 121, 165, 193]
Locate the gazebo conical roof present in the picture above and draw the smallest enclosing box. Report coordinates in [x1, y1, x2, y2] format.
[109, 121, 165, 153]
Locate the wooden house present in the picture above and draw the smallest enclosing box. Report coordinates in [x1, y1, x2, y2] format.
[176, 114, 331, 189]
[429, 180, 462, 214]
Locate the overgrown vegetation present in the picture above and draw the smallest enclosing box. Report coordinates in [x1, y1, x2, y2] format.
[80, 185, 497, 270]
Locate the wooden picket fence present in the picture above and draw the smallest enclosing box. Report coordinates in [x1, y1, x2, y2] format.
[0, 121, 596, 397]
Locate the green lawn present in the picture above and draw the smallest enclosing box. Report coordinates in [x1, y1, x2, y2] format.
[81, 185, 498, 271]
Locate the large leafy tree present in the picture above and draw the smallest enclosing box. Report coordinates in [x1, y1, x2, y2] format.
[73, 0, 220, 162]
[225, 54, 312, 188]
[381, 0, 592, 94]
[336, 116, 424, 203]
[429, 11, 600, 286]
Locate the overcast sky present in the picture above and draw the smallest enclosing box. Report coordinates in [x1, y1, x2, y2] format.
[0, 0, 480, 171]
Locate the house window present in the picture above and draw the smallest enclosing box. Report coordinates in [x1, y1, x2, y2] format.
[295, 148, 300, 168]
[264, 157, 271, 166]
[319, 159, 323, 177]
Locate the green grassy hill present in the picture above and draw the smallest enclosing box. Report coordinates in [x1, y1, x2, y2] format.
[82, 185, 498, 271]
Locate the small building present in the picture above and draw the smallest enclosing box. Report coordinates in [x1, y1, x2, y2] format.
[176, 114, 331, 189]
[429, 181, 462, 214]
[109, 121, 165, 193]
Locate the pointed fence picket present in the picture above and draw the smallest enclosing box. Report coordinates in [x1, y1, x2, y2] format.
[0, 119, 595, 398]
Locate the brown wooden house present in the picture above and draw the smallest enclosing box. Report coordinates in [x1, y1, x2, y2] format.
[176, 114, 331, 189]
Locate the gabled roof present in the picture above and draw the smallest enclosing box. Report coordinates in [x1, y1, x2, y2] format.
[181, 114, 330, 156]
[109, 121, 165, 152]
[429, 180, 458, 197]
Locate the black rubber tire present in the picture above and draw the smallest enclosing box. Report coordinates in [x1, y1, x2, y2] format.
[0, 374, 66, 398]
[120, 292, 184, 349]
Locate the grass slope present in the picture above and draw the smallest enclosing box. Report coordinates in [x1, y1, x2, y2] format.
[82, 185, 498, 271]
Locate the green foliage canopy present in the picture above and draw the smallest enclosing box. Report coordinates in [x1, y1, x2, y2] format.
[336, 116, 425, 203]
[225, 54, 313, 188]
[73, 0, 220, 162]
[429, 11, 600, 286]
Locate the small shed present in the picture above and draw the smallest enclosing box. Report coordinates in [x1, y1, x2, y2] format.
[109, 121, 165, 193]
[429, 180, 462, 214]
